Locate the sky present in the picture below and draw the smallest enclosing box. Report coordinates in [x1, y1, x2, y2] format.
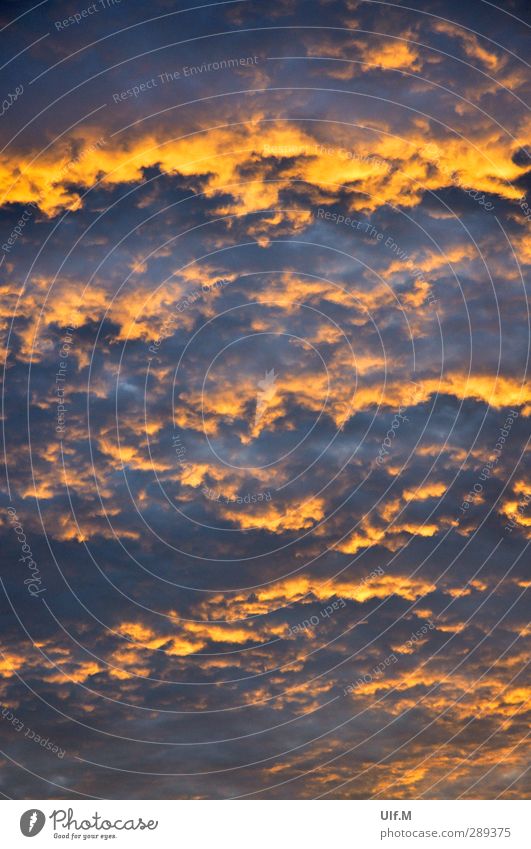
[0, 0, 529, 800]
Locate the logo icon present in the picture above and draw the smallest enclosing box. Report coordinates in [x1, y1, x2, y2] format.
[254, 369, 279, 427]
[20, 810, 46, 837]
